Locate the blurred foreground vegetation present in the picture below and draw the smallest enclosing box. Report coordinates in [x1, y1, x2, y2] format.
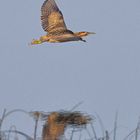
[0, 109, 140, 140]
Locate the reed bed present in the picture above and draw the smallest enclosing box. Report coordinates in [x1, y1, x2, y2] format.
[0, 109, 139, 140]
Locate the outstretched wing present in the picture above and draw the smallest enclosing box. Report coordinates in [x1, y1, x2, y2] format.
[41, 0, 67, 34]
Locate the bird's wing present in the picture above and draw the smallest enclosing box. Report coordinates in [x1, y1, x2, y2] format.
[41, 0, 67, 34]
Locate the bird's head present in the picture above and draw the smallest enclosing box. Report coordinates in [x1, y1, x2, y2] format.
[75, 31, 96, 37]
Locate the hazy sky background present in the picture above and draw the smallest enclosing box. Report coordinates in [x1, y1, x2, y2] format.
[0, 0, 140, 139]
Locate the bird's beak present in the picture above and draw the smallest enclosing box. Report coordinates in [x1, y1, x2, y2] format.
[88, 32, 96, 34]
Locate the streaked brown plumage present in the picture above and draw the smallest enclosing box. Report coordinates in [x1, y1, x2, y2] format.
[31, 0, 95, 45]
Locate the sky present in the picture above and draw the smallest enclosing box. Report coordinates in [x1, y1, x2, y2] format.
[0, 0, 140, 139]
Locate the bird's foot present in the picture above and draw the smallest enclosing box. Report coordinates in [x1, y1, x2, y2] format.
[30, 39, 42, 45]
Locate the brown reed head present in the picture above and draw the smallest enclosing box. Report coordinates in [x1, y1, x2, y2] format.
[42, 111, 92, 140]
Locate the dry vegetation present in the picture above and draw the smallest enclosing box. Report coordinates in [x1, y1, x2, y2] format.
[0, 109, 140, 140]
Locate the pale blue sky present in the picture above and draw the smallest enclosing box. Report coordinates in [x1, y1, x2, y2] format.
[0, 0, 140, 139]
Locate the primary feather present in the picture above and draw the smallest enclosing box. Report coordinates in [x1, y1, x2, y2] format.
[41, 0, 67, 34]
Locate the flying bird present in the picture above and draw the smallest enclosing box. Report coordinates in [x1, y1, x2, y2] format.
[31, 0, 95, 45]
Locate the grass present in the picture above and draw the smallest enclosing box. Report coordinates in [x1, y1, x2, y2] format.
[0, 109, 140, 140]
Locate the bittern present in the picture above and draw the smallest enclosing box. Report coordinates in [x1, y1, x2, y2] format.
[31, 0, 95, 45]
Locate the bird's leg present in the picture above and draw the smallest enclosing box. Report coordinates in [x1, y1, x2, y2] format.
[31, 38, 42, 45]
[40, 35, 50, 42]
[30, 35, 50, 45]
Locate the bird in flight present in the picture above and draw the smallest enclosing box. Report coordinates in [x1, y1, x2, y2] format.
[31, 0, 95, 45]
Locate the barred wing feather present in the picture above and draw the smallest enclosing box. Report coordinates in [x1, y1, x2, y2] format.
[41, 0, 67, 34]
